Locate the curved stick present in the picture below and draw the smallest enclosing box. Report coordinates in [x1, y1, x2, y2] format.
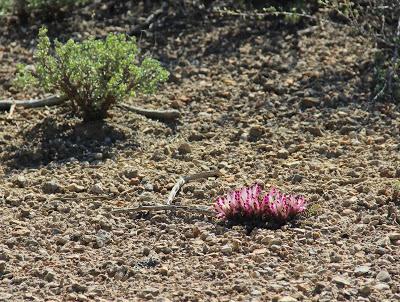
[113, 170, 222, 217]
[0, 95, 65, 110]
[166, 170, 222, 205]
[0, 95, 180, 120]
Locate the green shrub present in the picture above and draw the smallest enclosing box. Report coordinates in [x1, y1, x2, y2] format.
[16, 27, 169, 121]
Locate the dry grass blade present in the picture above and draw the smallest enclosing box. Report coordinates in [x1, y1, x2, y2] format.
[112, 204, 215, 217]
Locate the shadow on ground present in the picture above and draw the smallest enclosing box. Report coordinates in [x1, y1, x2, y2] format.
[2, 115, 137, 171]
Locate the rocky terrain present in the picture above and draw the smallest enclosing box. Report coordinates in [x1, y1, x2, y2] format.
[0, 1, 399, 301]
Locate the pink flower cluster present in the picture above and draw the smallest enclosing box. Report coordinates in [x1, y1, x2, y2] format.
[214, 184, 306, 222]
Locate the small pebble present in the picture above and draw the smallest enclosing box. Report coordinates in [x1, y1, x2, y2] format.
[248, 125, 265, 141]
[221, 245, 233, 255]
[359, 285, 372, 296]
[159, 266, 169, 276]
[90, 183, 104, 195]
[354, 265, 370, 276]
[15, 176, 29, 188]
[291, 174, 303, 184]
[178, 143, 191, 154]
[42, 180, 63, 194]
[94, 153, 103, 160]
[67, 183, 85, 193]
[124, 169, 138, 179]
[144, 183, 154, 191]
[277, 149, 289, 159]
[376, 270, 391, 282]
[44, 270, 56, 282]
[332, 275, 352, 286]
[193, 189, 205, 198]
[143, 247, 151, 256]
[0, 261, 6, 273]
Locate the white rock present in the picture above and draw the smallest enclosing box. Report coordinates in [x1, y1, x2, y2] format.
[221, 244, 233, 255]
[376, 270, 391, 282]
[15, 175, 29, 188]
[332, 275, 352, 286]
[354, 265, 370, 276]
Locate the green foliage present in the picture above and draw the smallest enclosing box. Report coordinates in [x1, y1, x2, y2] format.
[302, 202, 322, 218]
[0, 0, 12, 15]
[16, 27, 169, 121]
[261, 5, 304, 24]
[26, 0, 87, 9]
[218, 0, 318, 25]
[15, 64, 38, 87]
[0, 0, 88, 15]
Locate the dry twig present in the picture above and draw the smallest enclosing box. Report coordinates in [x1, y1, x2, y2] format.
[215, 8, 322, 22]
[112, 170, 222, 216]
[7, 103, 16, 119]
[0, 95, 65, 110]
[112, 204, 215, 216]
[166, 170, 222, 205]
[0, 95, 180, 120]
[117, 103, 180, 121]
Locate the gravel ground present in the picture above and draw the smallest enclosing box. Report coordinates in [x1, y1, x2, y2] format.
[0, 1, 399, 301]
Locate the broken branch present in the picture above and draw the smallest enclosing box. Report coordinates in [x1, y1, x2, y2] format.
[0, 95, 180, 121]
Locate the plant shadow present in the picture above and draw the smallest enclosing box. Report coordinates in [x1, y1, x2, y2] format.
[131, 209, 304, 236]
[3, 115, 138, 171]
[220, 217, 304, 235]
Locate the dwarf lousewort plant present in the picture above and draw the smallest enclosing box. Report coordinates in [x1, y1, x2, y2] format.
[214, 184, 306, 222]
[263, 188, 307, 221]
